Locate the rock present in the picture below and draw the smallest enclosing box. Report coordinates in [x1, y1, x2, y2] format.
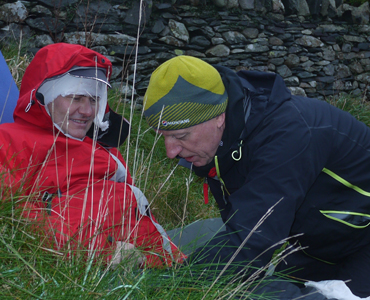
[297, 71, 316, 78]
[0, 1, 28, 23]
[322, 47, 336, 60]
[212, 37, 225, 45]
[352, 2, 370, 25]
[283, 0, 310, 16]
[31, 34, 54, 48]
[342, 43, 352, 53]
[222, 31, 248, 44]
[316, 76, 335, 83]
[30, 5, 52, 16]
[182, 18, 208, 27]
[277, 64, 292, 77]
[272, 0, 285, 13]
[205, 44, 230, 56]
[26, 17, 65, 33]
[37, 0, 79, 8]
[336, 64, 352, 79]
[270, 57, 285, 65]
[168, 19, 189, 43]
[200, 26, 216, 39]
[246, 44, 270, 52]
[358, 43, 370, 51]
[289, 86, 307, 96]
[319, 24, 346, 33]
[321, 0, 337, 18]
[285, 53, 300, 67]
[242, 28, 259, 39]
[269, 36, 284, 46]
[359, 25, 370, 34]
[239, 0, 255, 9]
[152, 19, 166, 34]
[159, 36, 186, 47]
[343, 35, 366, 43]
[124, 0, 152, 26]
[0, 23, 33, 43]
[268, 50, 288, 57]
[212, 0, 228, 8]
[190, 36, 211, 47]
[349, 61, 364, 74]
[226, 0, 239, 9]
[296, 35, 324, 47]
[63, 32, 136, 46]
[285, 76, 300, 86]
[306, 0, 323, 17]
[253, 37, 269, 46]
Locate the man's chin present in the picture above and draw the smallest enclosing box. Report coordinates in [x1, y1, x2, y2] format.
[192, 160, 207, 167]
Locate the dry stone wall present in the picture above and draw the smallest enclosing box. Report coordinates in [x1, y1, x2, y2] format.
[1, 0, 370, 103]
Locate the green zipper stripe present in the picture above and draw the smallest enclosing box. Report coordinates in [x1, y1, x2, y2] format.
[322, 168, 370, 197]
[320, 212, 370, 229]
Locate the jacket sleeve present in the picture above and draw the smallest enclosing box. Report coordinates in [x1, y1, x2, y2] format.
[190, 100, 333, 271]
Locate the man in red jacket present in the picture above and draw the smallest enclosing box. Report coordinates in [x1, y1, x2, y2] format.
[0, 43, 184, 268]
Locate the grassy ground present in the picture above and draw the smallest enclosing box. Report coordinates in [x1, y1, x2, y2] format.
[109, 90, 219, 230]
[2, 42, 370, 299]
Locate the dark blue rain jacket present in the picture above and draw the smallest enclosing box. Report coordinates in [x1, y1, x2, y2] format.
[190, 66, 370, 273]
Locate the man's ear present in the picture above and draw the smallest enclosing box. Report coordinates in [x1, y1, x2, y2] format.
[215, 112, 226, 129]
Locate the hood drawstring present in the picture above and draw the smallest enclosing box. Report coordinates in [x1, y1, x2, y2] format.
[203, 156, 230, 205]
[232, 140, 244, 161]
[215, 155, 230, 203]
[25, 89, 36, 112]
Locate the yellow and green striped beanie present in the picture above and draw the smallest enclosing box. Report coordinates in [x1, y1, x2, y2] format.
[144, 55, 228, 130]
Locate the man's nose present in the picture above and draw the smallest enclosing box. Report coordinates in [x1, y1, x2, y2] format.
[79, 97, 95, 116]
[164, 137, 182, 159]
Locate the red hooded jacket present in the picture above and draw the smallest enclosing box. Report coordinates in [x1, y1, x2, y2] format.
[0, 43, 184, 266]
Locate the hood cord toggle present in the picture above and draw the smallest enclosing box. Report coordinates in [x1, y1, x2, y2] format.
[232, 140, 244, 161]
[25, 89, 36, 112]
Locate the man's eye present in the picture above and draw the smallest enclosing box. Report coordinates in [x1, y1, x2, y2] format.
[66, 95, 81, 101]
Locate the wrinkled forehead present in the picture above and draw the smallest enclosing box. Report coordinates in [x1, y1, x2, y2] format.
[157, 127, 192, 136]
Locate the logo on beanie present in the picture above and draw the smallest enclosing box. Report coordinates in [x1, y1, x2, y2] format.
[162, 119, 190, 126]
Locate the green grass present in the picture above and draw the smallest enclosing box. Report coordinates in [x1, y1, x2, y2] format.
[2, 42, 370, 299]
[108, 89, 219, 230]
[328, 95, 370, 126]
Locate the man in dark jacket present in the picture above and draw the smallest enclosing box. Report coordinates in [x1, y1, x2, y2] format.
[143, 55, 370, 298]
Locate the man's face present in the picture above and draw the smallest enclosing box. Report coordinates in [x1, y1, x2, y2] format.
[48, 94, 98, 139]
[159, 113, 225, 167]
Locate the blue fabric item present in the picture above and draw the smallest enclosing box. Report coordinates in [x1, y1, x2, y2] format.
[0, 50, 19, 124]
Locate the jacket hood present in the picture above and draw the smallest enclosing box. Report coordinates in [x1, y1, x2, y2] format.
[237, 70, 292, 122]
[14, 43, 129, 147]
